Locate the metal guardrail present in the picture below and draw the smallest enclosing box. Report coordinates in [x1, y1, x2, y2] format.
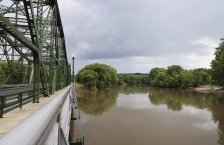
[0, 84, 85, 145]
[0, 84, 32, 90]
[0, 87, 44, 118]
[70, 85, 85, 145]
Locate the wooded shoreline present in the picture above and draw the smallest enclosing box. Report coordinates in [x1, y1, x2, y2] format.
[76, 83, 224, 96]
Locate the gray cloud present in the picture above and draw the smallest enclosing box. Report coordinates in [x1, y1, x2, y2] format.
[58, 0, 224, 73]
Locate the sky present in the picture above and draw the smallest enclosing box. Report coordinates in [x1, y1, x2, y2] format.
[58, 0, 224, 73]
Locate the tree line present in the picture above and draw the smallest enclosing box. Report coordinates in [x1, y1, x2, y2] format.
[148, 66, 211, 88]
[75, 63, 212, 89]
[118, 73, 149, 86]
[75, 38, 224, 89]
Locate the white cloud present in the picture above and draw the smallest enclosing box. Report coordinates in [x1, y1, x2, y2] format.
[181, 106, 208, 115]
[192, 38, 218, 48]
[76, 42, 91, 50]
[117, 94, 167, 109]
[57, 0, 224, 73]
[192, 38, 219, 55]
[193, 121, 218, 130]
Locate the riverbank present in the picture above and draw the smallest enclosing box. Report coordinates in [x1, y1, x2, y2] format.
[192, 85, 224, 95]
[75, 83, 97, 92]
[75, 83, 224, 95]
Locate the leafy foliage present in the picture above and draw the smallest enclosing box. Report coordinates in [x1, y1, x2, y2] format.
[0, 61, 30, 84]
[211, 38, 224, 87]
[0, 65, 6, 84]
[148, 65, 211, 88]
[180, 70, 194, 88]
[118, 73, 149, 86]
[166, 65, 183, 87]
[76, 63, 119, 90]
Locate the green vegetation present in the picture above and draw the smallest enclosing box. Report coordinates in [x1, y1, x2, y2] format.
[0, 65, 5, 84]
[118, 73, 149, 86]
[75, 63, 119, 90]
[75, 63, 213, 89]
[211, 38, 224, 87]
[0, 61, 30, 84]
[148, 66, 211, 88]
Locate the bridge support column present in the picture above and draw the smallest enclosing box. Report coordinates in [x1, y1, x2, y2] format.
[18, 93, 22, 109]
[33, 53, 40, 103]
[0, 96, 5, 118]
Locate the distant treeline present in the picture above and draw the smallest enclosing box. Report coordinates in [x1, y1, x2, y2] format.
[118, 73, 149, 85]
[148, 66, 211, 88]
[75, 63, 213, 89]
[118, 66, 211, 88]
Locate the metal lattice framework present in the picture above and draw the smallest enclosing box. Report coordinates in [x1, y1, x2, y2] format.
[0, 0, 71, 102]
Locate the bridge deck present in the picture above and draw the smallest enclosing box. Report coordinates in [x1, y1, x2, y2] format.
[0, 87, 67, 138]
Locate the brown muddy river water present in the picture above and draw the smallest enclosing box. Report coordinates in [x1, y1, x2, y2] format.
[76, 86, 224, 145]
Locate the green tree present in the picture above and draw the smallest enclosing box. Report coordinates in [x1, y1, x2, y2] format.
[118, 78, 124, 85]
[149, 68, 166, 86]
[152, 71, 167, 87]
[166, 65, 183, 76]
[166, 73, 180, 87]
[166, 65, 183, 87]
[0, 61, 30, 84]
[75, 63, 119, 89]
[76, 69, 98, 89]
[180, 70, 194, 88]
[0, 65, 6, 84]
[199, 71, 211, 86]
[118, 73, 149, 86]
[192, 69, 203, 87]
[211, 38, 224, 87]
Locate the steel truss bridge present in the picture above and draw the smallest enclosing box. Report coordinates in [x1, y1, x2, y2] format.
[0, 0, 84, 145]
[0, 0, 71, 102]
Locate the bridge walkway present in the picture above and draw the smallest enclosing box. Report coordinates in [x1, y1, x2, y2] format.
[0, 87, 67, 138]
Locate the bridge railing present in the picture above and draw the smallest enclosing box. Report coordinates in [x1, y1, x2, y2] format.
[0, 84, 85, 145]
[0, 84, 32, 90]
[0, 87, 44, 118]
[70, 85, 85, 144]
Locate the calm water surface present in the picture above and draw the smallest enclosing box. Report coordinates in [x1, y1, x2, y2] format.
[77, 86, 224, 145]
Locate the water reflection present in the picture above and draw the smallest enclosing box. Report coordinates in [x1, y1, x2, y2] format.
[210, 97, 224, 145]
[148, 88, 217, 111]
[78, 86, 224, 145]
[118, 85, 149, 95]
[77, 88, 119, 116]
[148, 87, 224, 144]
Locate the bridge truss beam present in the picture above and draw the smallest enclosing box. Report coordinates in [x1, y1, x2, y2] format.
[0, 0, 71, 102]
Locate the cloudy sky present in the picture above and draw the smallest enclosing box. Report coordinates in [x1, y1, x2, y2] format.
[58, 0, 224, 73]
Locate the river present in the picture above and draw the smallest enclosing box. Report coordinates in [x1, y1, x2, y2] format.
[76, 86, 224, 145]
